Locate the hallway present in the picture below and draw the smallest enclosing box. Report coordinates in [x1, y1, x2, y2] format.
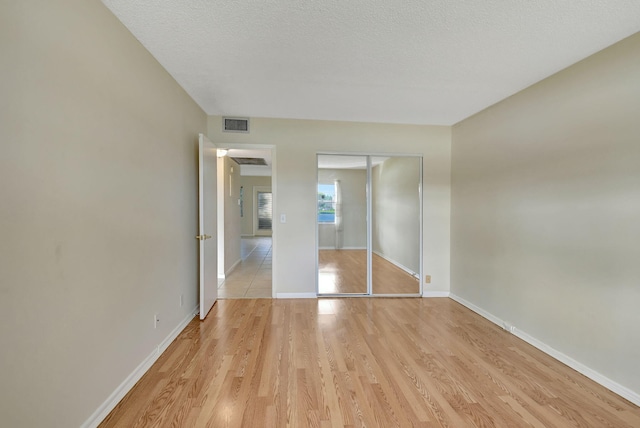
[218, 237, 272, 298]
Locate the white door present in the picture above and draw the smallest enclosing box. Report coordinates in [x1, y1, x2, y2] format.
[198, 134, 217, 320]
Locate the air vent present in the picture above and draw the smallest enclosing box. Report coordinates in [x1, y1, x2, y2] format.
[223, 117, 249, 133]
[230, 157, 267, 166]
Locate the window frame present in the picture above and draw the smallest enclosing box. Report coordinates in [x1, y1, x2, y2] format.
[317, 182, 336, 224]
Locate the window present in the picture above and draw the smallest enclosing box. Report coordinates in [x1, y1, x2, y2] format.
[257, 191, 272, 230]
[318, 183, 336, 223]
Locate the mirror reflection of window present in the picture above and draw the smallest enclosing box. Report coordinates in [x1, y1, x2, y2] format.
[317, 155, 368, 294]
[317, 183, 336, 224]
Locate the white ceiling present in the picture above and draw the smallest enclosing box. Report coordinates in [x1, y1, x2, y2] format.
[102, 0, 640, 125]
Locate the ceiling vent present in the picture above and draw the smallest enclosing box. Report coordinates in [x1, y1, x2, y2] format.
[230, 157, 267, 166]
[223, 117, 249, 133]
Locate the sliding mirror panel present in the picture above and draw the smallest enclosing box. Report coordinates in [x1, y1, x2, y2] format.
[371, 156, 422, 295]
[317, 155, 368, 294]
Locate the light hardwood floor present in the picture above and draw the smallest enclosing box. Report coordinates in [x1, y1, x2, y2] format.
[100, 298, 640, 427]
[319, 249, 419, 294]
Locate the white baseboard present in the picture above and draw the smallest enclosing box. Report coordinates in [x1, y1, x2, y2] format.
[372, 250, 418, 278]
[512, 327, 640, 407]
[449, 294, 640, 407]
[449, 294, 506, 327]
[81, 306, 199, 428]
[422, 291, 450, 298]
[159, 307, 198, 355]
[276, 293, 317, 299]
[225, 258, 241, 277]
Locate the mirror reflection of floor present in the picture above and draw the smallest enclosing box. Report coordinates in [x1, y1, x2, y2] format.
[318, 249, 419, 294]
[218, 237, 272, 298]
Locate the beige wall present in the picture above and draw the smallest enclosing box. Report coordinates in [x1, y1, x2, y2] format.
[318, 168, 367, 249]
[221, 157, 242, 273]
[238, 175, 272, 236]
[0, 1, 206, 426]
[451, 33, 640, 397]
[208, 117, 451, 295]
[372, 157, 421, 274]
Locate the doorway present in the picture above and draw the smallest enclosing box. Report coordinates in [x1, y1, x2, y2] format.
[216, 144, 275, 298]
[316, 153, 422, 296]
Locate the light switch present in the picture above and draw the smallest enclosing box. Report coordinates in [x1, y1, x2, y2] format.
[280, 214, 286, 223]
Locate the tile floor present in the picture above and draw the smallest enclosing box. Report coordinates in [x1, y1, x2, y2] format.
[218, 237, 272, 298]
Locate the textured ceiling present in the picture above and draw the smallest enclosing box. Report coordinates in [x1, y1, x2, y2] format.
[102, 0, 640, 125]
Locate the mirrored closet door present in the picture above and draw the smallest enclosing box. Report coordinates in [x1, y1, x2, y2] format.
[317, 155, 368, 294]
[371, 156, 421, 295]
[317, 154, 422, 296]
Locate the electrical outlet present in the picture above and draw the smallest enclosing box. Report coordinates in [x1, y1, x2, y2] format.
[503, 321, 515, 333]
[154, 313, 160, 329]
[425, 275, 431, 283]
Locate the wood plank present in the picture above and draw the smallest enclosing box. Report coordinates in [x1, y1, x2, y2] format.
[318, 250, 419, 294]
[99, 298, 640, 427]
